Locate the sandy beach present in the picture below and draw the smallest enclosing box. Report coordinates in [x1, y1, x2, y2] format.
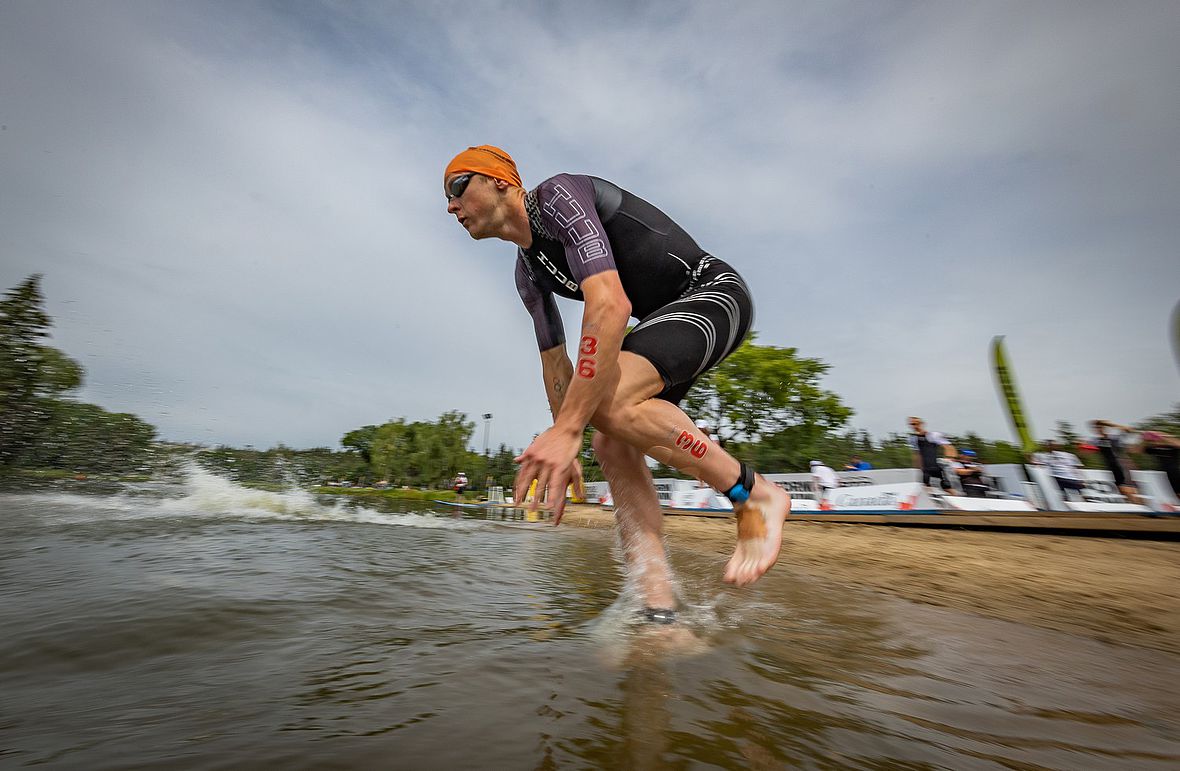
[561, 504, 1180, 655]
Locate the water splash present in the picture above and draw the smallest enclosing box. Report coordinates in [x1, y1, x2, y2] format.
[1, 465, 484, 532]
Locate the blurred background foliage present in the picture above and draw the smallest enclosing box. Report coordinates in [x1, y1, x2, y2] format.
[3, 275, 1175, 490]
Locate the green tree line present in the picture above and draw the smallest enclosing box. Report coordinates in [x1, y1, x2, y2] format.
[6, 274, 1175, 488]
[1, 275, 156, 476]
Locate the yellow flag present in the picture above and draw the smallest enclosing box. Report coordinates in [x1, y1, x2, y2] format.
[991, 336, 1037, 455]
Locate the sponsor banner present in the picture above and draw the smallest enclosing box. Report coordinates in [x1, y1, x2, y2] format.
[766, 469, 1037, 512]
[762, 470, 918, 503]
[762, 472, 823, 503]
[676, 478, 939, 513]
[670, 486, 732, 511]
[941, 496, 1036, 512]
[591, 466, 1171, 514]
[824, 482, 936, 512]
[1131, 470, 1179, 513]
[979, 464, 1030, 499]
[1061, 501, 1154, 513]
[584, 481, 611, 505]
[652, 478, 679, 506]
[1024, 465, 1157, 512]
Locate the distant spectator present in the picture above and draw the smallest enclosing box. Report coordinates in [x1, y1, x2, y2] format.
[1141, 431, 1180, 498]
[907, 416, 956, 494]
[1091, 420, 1144, 505]
[453, 471, 469, 497]
[952, 449, 989, 498]
[1031, 440, 1086, 502]
[809, 460, 839, 500]
[844, 455, 872, 471]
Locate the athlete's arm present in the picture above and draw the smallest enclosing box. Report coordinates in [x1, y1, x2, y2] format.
[515, 256, 565, 352]
[539, 344, 574, 420]
[513, 175, 629, 520]
[517, 256, 576, 427]
[549, 270, 631, 436]
[513, 270, 630, 521]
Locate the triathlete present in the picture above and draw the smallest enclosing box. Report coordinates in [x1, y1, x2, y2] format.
[443, 145, 792, 620]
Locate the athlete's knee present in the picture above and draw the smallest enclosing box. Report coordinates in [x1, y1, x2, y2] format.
[590, 429, 629, 461]
[590, 401, 640, 439]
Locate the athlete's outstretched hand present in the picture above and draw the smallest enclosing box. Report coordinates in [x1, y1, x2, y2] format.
[514, 426, 583, 524]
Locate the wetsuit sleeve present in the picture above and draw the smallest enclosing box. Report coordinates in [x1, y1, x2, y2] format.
[535, 174, 617, 284]
[515, 254, 565, 351]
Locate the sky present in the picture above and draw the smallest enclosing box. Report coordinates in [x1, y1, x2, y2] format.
[2, 0, 1178, 455]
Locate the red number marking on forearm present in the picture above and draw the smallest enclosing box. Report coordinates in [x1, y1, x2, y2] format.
[577, 336, 598, 378]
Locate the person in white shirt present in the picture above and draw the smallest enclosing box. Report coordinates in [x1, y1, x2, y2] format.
[809, 460, 839, 502]
[1031, 441, 1086, 502]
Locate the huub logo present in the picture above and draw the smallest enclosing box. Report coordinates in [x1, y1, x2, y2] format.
[533, 250, 578, 293]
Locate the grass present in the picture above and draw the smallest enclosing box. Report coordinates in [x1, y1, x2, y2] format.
[311, 486, 467, 502]
[2, 468, 152, 482]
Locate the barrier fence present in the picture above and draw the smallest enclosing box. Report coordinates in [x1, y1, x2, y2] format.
[583, 465, 1179, 514]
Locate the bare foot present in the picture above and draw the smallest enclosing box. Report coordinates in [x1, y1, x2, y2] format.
[723, 476, 790, 586]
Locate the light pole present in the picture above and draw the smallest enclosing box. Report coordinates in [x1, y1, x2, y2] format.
[481, 413, 494, 495]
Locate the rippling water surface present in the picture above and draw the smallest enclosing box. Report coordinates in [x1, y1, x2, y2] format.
[2, 470, 1178, 769]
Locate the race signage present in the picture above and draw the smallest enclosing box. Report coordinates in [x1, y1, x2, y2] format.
[1024, 465, 1157, 512]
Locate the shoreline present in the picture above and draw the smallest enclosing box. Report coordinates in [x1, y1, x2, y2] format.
[558, 504, 1180, 656]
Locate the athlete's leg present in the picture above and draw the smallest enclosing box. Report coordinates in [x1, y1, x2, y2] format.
[592, 352, 791, 587]
[592, 430, 677, 610]
[1120, 484, 1144, 505]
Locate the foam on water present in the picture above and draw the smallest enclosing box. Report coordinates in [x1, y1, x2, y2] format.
[0, 465, 484, 532]
[586, 530, 733, 664]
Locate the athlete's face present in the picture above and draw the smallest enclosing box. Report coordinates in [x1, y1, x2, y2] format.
[445, 173, 500, 240]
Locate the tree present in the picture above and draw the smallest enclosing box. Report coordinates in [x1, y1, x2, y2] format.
[485, 443, 520, 490]
[1136, 404, 1180, 435]
[366, 411, 475, 487]
[684, 334, 852, 470]
[1, 275, 87, 466]
[341, 424, 379, 464]
[370, 419, 412, 484]
[22, 401, 155, 473]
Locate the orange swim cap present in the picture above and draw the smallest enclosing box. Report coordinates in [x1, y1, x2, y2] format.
[444, 145, 522, 189]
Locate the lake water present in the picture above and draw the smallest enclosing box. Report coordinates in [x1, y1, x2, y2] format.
[2, 469, 1178, 769]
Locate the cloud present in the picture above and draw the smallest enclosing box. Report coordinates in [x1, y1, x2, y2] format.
[2, 0, 1177, 454]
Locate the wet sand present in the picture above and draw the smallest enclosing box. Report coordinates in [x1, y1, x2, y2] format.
[561, 504, 1180, 655]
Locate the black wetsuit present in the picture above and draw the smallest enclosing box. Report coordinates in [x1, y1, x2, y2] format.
[515, 174, 753, 403]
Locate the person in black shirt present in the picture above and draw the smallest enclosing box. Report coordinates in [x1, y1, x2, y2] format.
[443, 146, 792, 618]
